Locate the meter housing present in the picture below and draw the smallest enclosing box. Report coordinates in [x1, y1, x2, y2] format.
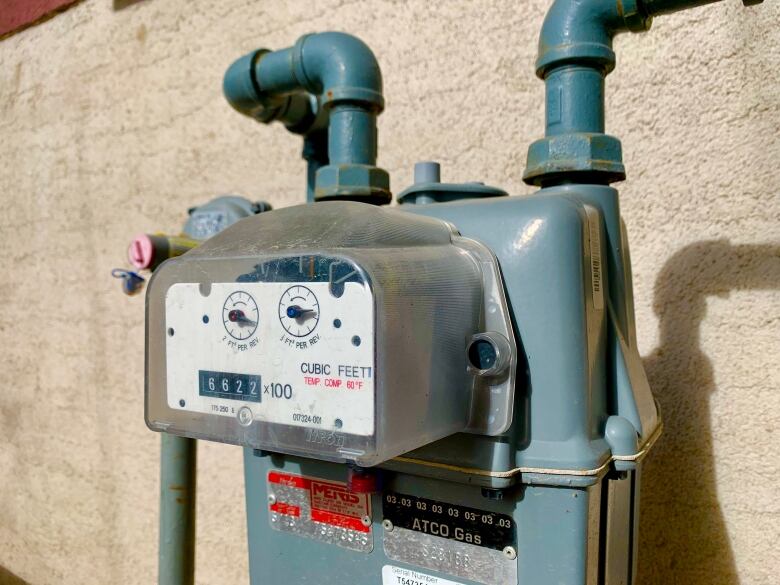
[146, 202, 516, 466]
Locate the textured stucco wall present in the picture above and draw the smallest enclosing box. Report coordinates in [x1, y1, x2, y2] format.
[0, 1, 777, 584]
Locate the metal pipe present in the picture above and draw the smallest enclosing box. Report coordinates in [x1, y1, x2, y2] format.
[643, 0, 721, 15]
[303, 130, 328, 203]
[158, 434, 196, 585]
[223, 32, 390, 203]
[328, 106, 376, 165]
[544, 67, 605, 136]
[222, 50, 325, 134]
[523, 0, 762, 187]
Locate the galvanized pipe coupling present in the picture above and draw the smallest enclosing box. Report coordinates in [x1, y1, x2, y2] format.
[224, 32, 391, 204]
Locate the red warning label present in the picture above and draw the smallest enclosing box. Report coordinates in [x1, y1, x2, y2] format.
[268, 471, 371, 534]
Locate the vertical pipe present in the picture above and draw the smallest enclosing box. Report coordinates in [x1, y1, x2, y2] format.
[327, 106, 377, 166]
[545, 66, 605, 136]
[305, 157, 320, 203]
[159, 434, 196, 585]
[303, 130, 328, 203]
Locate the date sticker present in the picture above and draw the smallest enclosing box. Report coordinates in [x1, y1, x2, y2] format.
[382, 565, 464, 585]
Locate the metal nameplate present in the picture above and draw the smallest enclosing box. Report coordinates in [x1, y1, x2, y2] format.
[382, 492, 517, 585]
[382, 492, 515, 550]
[384, 528, 516, 585]
[267, 471, 373, 553]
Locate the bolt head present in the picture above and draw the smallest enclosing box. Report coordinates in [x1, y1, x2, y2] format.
[267, 494, 276, 505]
[503, 545, 517, 560]
[361, 515, 372, 527]
[382, 519, 394, 532]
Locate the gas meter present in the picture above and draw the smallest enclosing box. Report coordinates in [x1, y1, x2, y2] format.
[141, 0, 767, 582]
[146, 202, 517, 466]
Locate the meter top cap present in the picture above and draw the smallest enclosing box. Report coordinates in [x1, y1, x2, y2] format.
[145, 202, 516, 467]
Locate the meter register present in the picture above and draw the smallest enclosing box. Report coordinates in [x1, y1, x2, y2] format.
[145, 202, 517, 466]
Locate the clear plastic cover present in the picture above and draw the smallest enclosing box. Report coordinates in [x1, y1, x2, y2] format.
[146, 202, 496, 465]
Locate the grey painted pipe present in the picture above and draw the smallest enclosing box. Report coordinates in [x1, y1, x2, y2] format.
[223, 32, 390, 203]
[159, 434, 196, 585]
[524, 0, 762, 186]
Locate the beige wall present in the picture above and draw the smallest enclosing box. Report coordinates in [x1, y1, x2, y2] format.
[1, 0, 778, 584]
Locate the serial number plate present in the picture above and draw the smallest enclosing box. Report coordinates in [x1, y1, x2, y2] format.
[383, 492, 515, 550]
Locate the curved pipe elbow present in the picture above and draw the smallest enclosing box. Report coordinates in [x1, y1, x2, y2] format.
[292, 32, 384, 112]
[223, 50, 267, 119]
[536, 0, 732, 78]
[224, 32, 383, 124]
[536, 0, 650, 77]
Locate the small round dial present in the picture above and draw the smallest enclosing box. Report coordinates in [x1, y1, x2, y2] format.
[278, 285, 320, 338]
[222, 291, 259, 340]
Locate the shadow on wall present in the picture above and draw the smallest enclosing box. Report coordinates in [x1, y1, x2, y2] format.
[638, 240, 780, 585]
[113, 0, 148, 10]
[0, 566, 30, 585]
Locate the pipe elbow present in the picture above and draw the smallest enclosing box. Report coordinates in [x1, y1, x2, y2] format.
[223, 50, 266, 119]
[536, 0, 650, 78]
[223, 49, 326, 134]
[293, 32, 384, 112]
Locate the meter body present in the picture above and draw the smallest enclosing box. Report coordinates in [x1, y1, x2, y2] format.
[146, 188, 657, 585]
[237, 188, 657, 585]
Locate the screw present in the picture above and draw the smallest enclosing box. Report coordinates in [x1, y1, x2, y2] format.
[268, 494, 276, 505]
[503, 546, 517, 560]
[361, 515, 372, 527]
[237, 407, 253, 426]
[382, 519, 394, 532]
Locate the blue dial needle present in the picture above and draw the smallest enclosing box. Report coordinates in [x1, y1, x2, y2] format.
[286, 305, 315, 320]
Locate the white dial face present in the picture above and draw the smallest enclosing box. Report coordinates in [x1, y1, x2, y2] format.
[222, 291, 259, 340]
[278, 285, 320, 338]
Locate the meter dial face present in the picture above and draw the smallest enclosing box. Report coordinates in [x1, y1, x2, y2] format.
[222, 291, 259, 340]
[278, 285, 320, 338]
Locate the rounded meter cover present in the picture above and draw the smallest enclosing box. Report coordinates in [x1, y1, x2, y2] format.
[145, 201, 485, 466]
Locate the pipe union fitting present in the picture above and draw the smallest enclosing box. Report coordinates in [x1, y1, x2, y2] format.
[315, 164, 391, 204]
[523, 133, 626, 186]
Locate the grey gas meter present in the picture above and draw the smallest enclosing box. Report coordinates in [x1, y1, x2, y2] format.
[145, 202, 517, 466]
[142, 0, 769, 577]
